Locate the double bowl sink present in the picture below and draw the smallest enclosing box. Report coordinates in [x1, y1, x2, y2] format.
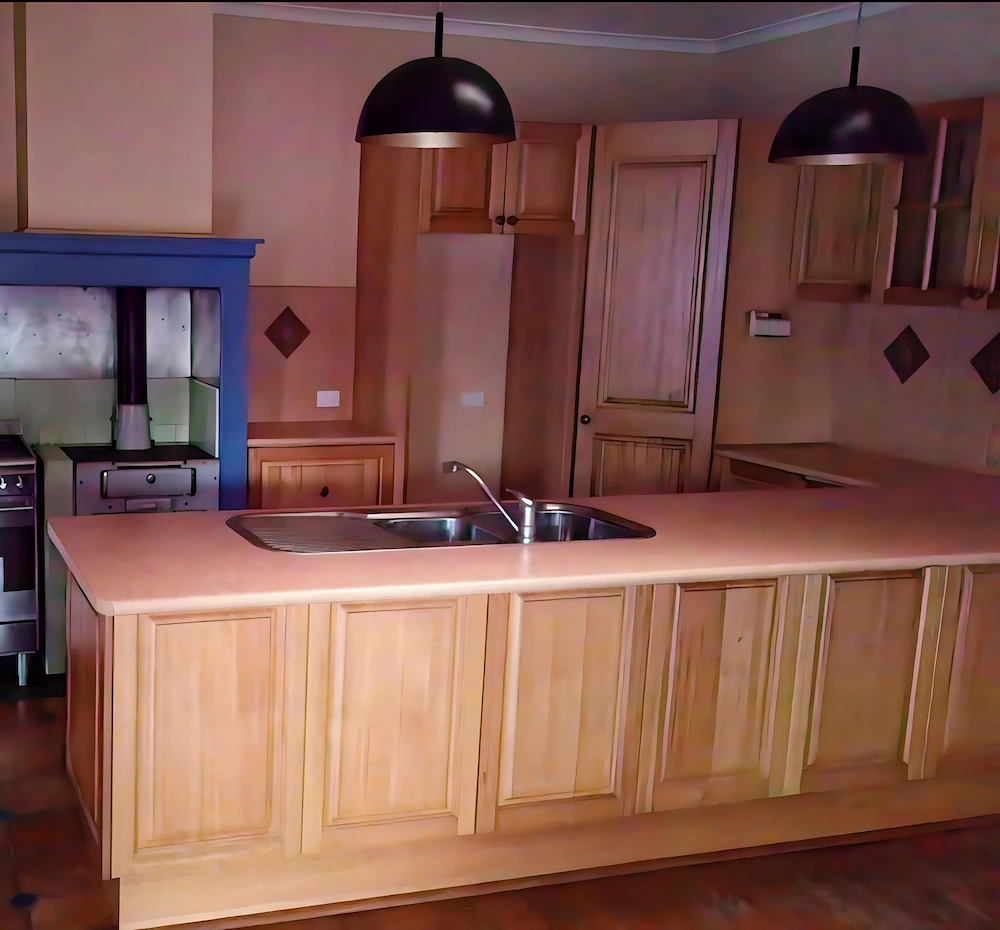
[228, 502, 656, 555]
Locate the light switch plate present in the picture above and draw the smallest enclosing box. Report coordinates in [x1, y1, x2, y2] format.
[317, 390, 341, 408]
[461, 392, 485, 408]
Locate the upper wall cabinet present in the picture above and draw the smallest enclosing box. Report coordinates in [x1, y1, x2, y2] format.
[789, 163, 883, 302]
[418, 123, 592, 236]
[873, 97, 1000, 308]
[786, 96, 1000, 307]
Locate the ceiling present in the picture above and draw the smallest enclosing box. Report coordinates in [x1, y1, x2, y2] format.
[215, 2, 1000, 122]
[232, 1, 913, 51]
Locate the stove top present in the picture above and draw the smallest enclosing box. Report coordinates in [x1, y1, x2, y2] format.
[0, 435, 36, 469]
[60, 443, 215, 465]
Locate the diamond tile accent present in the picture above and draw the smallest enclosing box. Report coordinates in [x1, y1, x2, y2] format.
[883, 325, 930, 384]
[264, 306, 310, 359]
[971, 332, 1000, 394]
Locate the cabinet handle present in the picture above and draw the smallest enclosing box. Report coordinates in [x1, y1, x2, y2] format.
[320, 486, 329, 498]
[494, 215, 506, 226]
[579, 414, 591, 425]
[506, 215, 519, 226]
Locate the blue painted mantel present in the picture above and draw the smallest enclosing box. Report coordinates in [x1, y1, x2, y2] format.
[0, 232, 262, 510]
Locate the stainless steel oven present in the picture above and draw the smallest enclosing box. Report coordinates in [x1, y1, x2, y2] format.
[0, 435, 39, 686]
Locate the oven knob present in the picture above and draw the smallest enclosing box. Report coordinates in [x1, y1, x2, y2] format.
[0, 476, 5, 490]
[15, 476, 22, 489]
[146, 473, 156, 484]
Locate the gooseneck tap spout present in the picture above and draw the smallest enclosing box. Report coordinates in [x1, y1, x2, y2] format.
[442, 461, 520, 535]
[505, 488, 536, 544]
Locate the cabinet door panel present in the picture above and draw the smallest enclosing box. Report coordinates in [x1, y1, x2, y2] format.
[790, 164, 881, 301]
[301, 597, 487, 853]
[108, 606, 303, 874]
[800, 572, 925, 793]
[478, 588, 648, 833]
[250, 443, 394, 509]
[418, 145, 506, 234]
[504, 123, 589, 236]
[925, 566, 1000, 777]
[637, 580, 794, 811]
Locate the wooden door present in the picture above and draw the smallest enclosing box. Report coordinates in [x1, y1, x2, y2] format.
[300, 597, 487, 853]
[502, 123, 591, 236]
[923, 565, 1000, 777]
[418, 145, 507, 234]
[110, 606, 305, 874]
[251, 443, 394, 509]
[574, 121, 738, 496]
[791, 571, 930, 794]
[477, 588, 648, 833]
[636, 578, 800, 812]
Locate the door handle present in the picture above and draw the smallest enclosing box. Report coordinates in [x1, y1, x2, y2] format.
[579, 415, 591, 425]
[494, 215, 506, 226]
[506, 215, 519, 226]
[320, 486, 329, 498]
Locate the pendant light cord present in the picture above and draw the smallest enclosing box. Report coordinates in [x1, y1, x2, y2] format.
[849, 1, 862, 87]
[434, 3, 443, 57]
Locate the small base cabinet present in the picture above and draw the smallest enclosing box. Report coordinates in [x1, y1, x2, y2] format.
[68, 563, 1000, 929]
[248, 443, 394, 509]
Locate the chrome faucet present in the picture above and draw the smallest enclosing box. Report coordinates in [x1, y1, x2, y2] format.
[441, 461, 535, 542]
[505, 488, 536, 544]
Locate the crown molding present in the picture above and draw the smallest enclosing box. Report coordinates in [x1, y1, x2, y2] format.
[213, 2, 916, 53]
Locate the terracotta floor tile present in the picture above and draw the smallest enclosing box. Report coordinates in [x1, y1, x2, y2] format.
[0, 774, 76, 818]
[7, 809, 100, 897]
[24, 887, 115, 930]
[0, 907, 29, 930]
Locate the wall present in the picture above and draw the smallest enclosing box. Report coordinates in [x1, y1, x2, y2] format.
[716, 118, 1000, 474]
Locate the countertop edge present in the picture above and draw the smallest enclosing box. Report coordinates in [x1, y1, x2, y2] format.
[713, 446, 876, 487]
[49, 522, 1000, 617]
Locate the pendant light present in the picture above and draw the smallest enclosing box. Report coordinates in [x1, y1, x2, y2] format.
[769, 2, 927, 165]
[356, 9, 515, 148]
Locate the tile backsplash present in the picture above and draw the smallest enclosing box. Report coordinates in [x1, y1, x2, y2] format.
[0, 378, 191, 445]
[719, 299, 1000, 473]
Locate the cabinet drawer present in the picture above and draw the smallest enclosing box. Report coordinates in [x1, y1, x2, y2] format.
[248, 443, 394, 510]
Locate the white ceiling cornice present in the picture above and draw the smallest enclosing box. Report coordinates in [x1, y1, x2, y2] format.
[213, 1, 916, 53]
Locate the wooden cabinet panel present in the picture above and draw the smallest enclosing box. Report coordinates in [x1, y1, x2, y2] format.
[418, 124, 590, 237]
[790, 164, 882, 301]
[110, 606, 303, 873]
[418, 145, 507, 234]
[872, 97, 1000, 306]
[300, 597, 487, 853]
[249, 443, 394, 509]
[924, 566, 1000, 776]
[477, 588, 648, 832]
[503, 123, 590, 235]
[798, 571, 926, 793]
[637, 580, 802, 812]
[66, 578, 112, 878]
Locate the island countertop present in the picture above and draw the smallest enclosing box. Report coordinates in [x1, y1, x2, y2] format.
[48, 479, 1000, 616]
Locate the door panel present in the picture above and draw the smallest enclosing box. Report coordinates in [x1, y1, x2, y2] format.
[574, 121, 738, 496]
[418, 145, 507, 234]
[301, 597, 487, 853]
[799, 571, 926, 793]
[477, 589, 648, 833]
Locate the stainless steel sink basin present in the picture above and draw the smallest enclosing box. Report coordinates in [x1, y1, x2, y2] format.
[227, 502, 654, 555]
[372, 516, 504, 545]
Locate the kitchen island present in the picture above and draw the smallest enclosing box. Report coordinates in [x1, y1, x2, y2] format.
[50, 485, 1000, 930]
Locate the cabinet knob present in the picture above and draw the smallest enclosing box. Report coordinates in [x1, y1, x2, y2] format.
[320, 486, 329, 498]
[579, 414, 591, 425]
[494, 215, 506, 226]
[506, 215, 519, 226]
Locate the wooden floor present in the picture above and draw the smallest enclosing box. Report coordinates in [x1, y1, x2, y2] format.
[1, 670, 1000, 929]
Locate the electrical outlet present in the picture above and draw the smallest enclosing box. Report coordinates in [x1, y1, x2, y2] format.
[461, 392, 485, 408]
[316, 390, 340, 408]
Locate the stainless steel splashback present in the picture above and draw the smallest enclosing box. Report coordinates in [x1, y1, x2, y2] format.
[0, 286, 222, 380]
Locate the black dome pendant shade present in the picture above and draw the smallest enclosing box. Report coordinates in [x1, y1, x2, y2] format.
[769, 45, 928, 165]
[356, 11, 515, 148]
